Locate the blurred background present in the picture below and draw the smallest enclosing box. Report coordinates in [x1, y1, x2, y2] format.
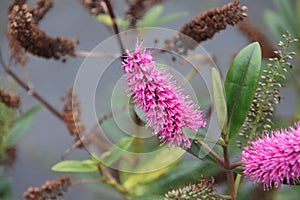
[1, 0, 297, 199]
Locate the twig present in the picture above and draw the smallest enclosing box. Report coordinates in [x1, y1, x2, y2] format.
[0, 51, 64, 120]
[75, 51, 119, 58]
[71, 178, 101, 186]
[196, 139, 225, 167]
[103, 0, 125, 53]
[230, 161, 242, 170]
[62, 105, 133, 159]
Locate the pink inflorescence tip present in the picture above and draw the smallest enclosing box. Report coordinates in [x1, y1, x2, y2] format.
[122, 42, 206, 148]
[242, 121, 300, 190]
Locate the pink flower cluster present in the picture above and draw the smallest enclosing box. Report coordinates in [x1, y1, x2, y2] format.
[242, 122, 300, 190]
[122, 43, 206, 148]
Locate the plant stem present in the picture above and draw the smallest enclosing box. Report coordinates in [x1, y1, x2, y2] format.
[97, 164, 129, 195]
[196, 139, 225, 167]
[103, 0, 125, 53]
[223, 144, 236, 200]
[0, 53, 64, 120]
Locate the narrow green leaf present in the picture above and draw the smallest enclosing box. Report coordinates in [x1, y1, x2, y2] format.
[129, 195, 165, 200]
[138, 5, 164, 27]
[96, 14, 129, 29]
[212, 68, 227, 130]
[273, 0, 297, 37]
[224, 42, 261, 139]
[122, 146, 184, 190]
[263, 10, 287, 41]
[297, 0, 300, 34]
[99, 137, 134, 167]
[51, 160, 97, 172]
[151, 12, 187, 27]
[7, 105, 42, 145]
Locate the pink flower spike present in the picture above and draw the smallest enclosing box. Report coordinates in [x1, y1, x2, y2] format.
[242, 121, 300, 190]
[121, 42, 206, 148]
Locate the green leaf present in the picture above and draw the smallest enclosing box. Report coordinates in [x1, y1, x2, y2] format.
[150, 12, 187, 27]
[273, 0, 297, 37]
[138, 5, 164, 27]
[51, 160, 98, 172]
[129, 195, 165, 200]
[263, 10, 287, 41]
[7, 105, 42, 145]
[122, 146, 184, 191]
[99, 137, 134, 167]
[212, 68, 227, 130]
[224, 42, 261, 140]
[296, 0, 300, 34]
[96, 14, 129, 29]
[133, 161, 219, 195]
[186, 140, 220, 165]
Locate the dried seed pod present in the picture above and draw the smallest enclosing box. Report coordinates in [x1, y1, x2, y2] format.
[62, 87, 85, 143]
[23, 176, 71, 200]
[0, 87, 20, 108]
[165, 0, 247, 55]
[29, 0, 53, 23]
[80, 0, 108, 15]
[238, 19, 277, 58]
[8, 4, 77, 61]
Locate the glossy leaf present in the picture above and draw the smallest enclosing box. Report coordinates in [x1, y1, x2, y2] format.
[212, 67, 227, 130]
[51, 160, 98, 172]
[133, 161, 219, 195]
[99, 137, 134, 167]
[224, 42, 261, 139]
[7, 106, 42, 145]
[122, 146, 184, 191]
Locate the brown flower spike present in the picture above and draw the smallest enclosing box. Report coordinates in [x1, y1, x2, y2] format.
[165, 0, 247, 55]
[80, 0, 108, 15]
[62, 87, 86, 143]
[23, 176, 71, 200]
[8, 4, 77, 61]
[0, 87, 20, 108]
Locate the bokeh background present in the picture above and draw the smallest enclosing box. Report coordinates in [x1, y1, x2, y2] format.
[1, 0, 296, 199]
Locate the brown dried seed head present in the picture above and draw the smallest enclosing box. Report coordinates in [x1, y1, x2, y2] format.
[62, 87, 86, 143]
[165, 0, 248, 55]
[8, 4, 77, 61]
[0, 87, 20, 108]
[23, 176, 71, 200]
[80, 0, 108, 15]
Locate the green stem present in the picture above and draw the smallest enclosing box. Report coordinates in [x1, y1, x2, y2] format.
[196, 139, 225, 167]
[223, 144, 236, 200]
